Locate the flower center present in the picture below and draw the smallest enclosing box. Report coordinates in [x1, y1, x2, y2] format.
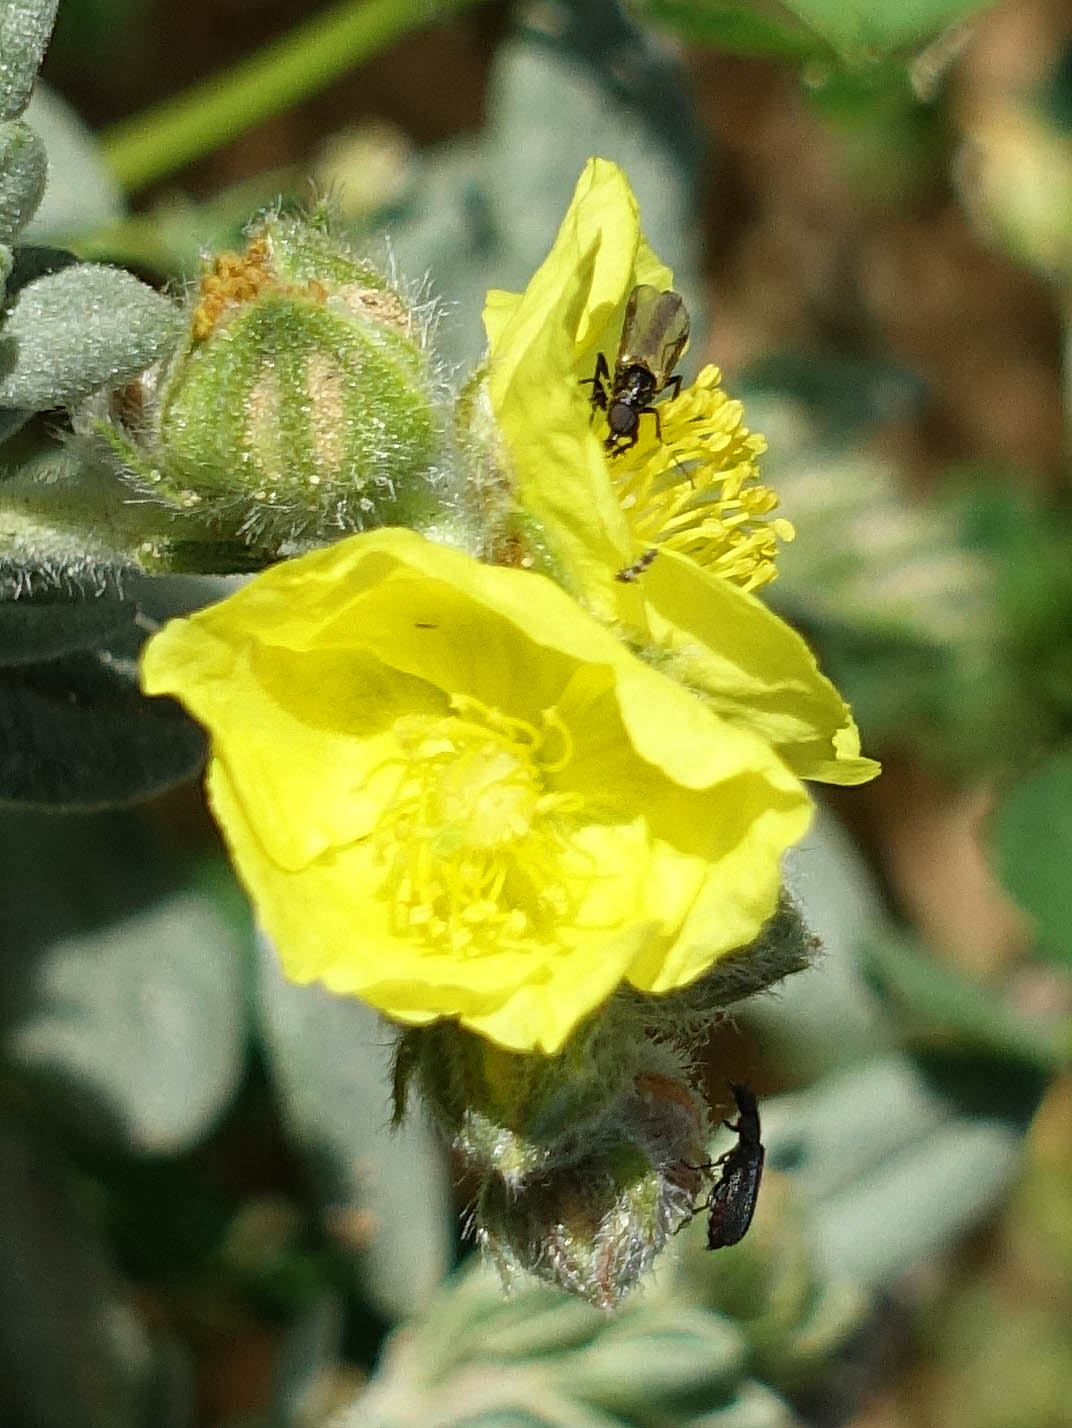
[597, 364, 793, 592]
[371, 695, 583, 954]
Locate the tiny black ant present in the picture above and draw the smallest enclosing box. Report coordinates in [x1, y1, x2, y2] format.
[615, 547, 658, 583]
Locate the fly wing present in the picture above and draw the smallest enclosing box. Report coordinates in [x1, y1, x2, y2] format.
[618, 285, 690, 381]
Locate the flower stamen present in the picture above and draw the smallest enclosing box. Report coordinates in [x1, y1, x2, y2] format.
[596, 364, 793, 592]
[371, 693, 585, 955]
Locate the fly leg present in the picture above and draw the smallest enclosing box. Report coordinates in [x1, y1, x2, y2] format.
[579, 352, 611, 411]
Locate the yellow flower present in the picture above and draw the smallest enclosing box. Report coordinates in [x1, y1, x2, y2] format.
[141, 527, 811, 1054]
[484, 158, 878, 787]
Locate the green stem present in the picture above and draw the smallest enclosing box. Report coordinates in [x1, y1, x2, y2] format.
[1063, 284, 1072, 476]
[99, 0, 492, 193]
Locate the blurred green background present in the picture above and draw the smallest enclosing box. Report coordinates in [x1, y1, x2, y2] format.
[3, 0, 1072, 1424]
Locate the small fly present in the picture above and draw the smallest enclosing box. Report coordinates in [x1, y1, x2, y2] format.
[701, 1082, 765, 1251]
[582, 284, 690, 455]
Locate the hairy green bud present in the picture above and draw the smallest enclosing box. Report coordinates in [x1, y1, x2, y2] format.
[90, 207, 454, 555]
[393, 893, 816, 1307]
[399, 1012, 709, 1309]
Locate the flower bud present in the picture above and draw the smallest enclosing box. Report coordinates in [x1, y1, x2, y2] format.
[94, 206, 454, 553]
[395, 1014, 715, 1308]
[382, 877, 821, 1307]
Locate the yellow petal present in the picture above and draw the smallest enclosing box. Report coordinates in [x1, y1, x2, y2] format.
[639, 550, 879, 784]
[483, 159, 677, 613]
[143, 526, 814, 1053]
[480, 158, 877, 792]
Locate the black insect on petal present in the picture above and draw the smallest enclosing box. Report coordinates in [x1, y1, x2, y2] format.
[580, 285, 690, 454]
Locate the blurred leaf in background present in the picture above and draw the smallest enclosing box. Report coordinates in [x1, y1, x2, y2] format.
[255, 932, 453, 1323]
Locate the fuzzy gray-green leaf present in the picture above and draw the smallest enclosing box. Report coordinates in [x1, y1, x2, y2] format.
[6, 891, 246, 1152]
[549, 1307, 745, 1417]
[763, 1057, 1024, 1288]
[0, 1114, 153, 1428]
[257, 935, 452, 1321]
[0, 590, 138, 664]
[337, 1258, 762, 1428]
[0, 262, 179, 410]
[0, 0, 59, 121]
[813, 1116, 1020, 1287]
[862, 930, 1059, 1068]
[0, 118, 46, 242]
[0, 452, 165, 589]
[0, 624, 207, 809]
[688, 1381, 800, 1427]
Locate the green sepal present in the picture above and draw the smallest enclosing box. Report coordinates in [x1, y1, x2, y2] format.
[396, 1016, 707, 1308]
[260, 205, 388, 288]
[630, 892, 815, 1030]
[393, 889, 815, 1306]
